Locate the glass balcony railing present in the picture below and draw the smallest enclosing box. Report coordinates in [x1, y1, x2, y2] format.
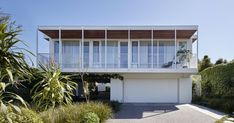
[38, 53, 49, 67]
[37, 53, 197, 70]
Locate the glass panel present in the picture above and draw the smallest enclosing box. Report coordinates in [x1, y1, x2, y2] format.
[159, 41, 175, 68]
[140, 41, 152, 68]
[83, 42, 89, 68]
[101, 41, 105, 67]
[62, 41, 80, 68]
[131, 41, 138, 68]
[54, 41, 59, 64]
[177, 41, 189, 68]
[153, 41, 158, 68]
[93, 41, 100, 68]
[178, 41, 187, 50]
[120, 42, 128, 68]
[107, 41, 118, 68]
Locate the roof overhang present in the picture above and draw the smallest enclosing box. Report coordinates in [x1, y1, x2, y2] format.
[38, 25, 198, 40]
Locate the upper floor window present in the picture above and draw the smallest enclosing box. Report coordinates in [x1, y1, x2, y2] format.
[93, 41, 100, 67]
[139, 41, 152, 68]
[120, 42, 128, 68]
[107, 41, 118, 68]
[83, 42, 89, 68]
[131, 41, 138, 68]
[54, 41, 59, 64]
[131, 41, 152, 68]
[159, 41, 175, 68]
[62, 40, 80, 68]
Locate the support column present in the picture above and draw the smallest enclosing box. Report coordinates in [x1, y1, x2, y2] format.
[105, 28, 107, 69]
[151, 29, 153, 68]
[156, 29, 159, 68]
[128, 29, 131, 69]
[174, 29, 177, 69]
[59, 27, 62, 68]
[81, 27, 84, 69]
[197, 28, 199, 68]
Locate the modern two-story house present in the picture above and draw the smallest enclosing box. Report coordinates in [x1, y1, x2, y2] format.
[37, 25, 198, 103]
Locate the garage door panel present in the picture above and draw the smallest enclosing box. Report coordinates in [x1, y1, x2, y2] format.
[124, 79, 178, 103]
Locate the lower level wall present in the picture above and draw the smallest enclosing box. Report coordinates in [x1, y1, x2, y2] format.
[110, 78, 123, 102]
[110, 75, 192, 103]
[179, 78, 192, 103]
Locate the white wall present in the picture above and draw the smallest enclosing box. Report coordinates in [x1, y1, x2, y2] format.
[124, 79, 178, 103]
[179, 77, 192, 103]
[110, 79, 123, 102]
[110, 74, 192, 104]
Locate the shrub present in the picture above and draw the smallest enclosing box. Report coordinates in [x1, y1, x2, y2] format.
[192, 95, 203, 103]
[75, 102, 112, 123]
[200, 61, 234, 98]
[199, 62, 234, 114]
[40, 102, 112, 123]
[0, 107, 43, 123]
[206, 98, 234, 114]
[31, 63, 77, 111]
[80, 112, 100, 123]
[109, 100, 121, 113]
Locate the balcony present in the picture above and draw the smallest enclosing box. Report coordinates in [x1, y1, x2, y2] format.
[37, 25, 198, 73]
[38, 52, 197, 73]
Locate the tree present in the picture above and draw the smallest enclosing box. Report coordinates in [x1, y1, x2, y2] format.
[198, 55, 213, 72]
[215, 58, 228, 65]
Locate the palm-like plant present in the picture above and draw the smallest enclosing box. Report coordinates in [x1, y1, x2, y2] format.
[0, 18, 32, 85]
[31, 63, 77, 111]
[0, 17, 32, 122]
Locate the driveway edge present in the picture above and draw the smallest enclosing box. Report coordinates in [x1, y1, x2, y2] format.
[185, 104, 226, 119]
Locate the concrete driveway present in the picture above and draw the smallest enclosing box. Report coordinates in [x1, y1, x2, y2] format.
[107, 103, 217, 123]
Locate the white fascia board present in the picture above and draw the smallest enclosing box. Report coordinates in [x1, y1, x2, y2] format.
[38, 25, 198, 31]
[61, 68, 198, 74]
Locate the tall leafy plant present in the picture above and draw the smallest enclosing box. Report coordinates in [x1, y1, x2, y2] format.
[0, 18, 32, 85]
[0, 17, 32, 122]
[31, 63, 77, 111]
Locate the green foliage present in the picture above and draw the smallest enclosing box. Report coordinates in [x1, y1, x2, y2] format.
[80, 112, 100, 123]
[71, 73, 123, 102]
[200, 61, 234, 98]
[192, 95, 203, 103]
[108, 100, 121, 113]
[215, 58, 228, 65]
[206, 98, 234, 113]
[0, 17, 35, 123]
[40, 102, 112, 123]
[199, 61, 234, 113]
[198, 55, 213, 72]
[31, 63, 77, 111]
[0, 19, 32, 85]
[0, 107, 43, 123]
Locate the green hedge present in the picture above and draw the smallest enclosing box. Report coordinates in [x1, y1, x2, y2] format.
[206, 98, 234, 113]
[199, 61, 234, 113]
[200, 61, 234, 98]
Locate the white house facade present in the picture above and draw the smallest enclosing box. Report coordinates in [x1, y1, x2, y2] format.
[37, 25, 198, 103]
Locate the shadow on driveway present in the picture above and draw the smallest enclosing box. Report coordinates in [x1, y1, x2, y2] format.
[113, 103, 179, 119]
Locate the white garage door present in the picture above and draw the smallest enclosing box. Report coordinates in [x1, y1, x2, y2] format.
[124, 79, 178, 103]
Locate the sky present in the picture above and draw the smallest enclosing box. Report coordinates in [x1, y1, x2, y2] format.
[1, 0, 234, 63]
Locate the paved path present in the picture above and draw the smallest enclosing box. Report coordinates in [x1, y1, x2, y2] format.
[107, 104, 216, 123]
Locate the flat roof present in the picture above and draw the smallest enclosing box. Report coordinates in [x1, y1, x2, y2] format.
[38, 25, 198, 40]
[38, 25, 198, 30]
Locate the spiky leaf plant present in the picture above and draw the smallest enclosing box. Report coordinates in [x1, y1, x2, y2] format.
[31, 63, 77, 111]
